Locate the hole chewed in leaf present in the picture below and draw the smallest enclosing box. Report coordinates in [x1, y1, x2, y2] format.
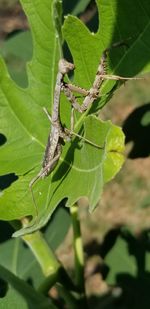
[0, 174, 18, 191]
[0, 134, 7, 146]
[0, 278, 8, 298]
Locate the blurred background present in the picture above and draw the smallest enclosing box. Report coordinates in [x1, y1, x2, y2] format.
[0, 1, 150, 308]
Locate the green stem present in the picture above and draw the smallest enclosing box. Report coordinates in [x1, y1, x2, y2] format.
[21, 218, 72, 289]
[56, 284, 79, 309]
[22, 228, 76, 291]
[70, 204, 85, 292]
[23, 230, 59, 278]
[19, 221, 78, 307]
[11, 218, 84, 306]
[38, 263, 76, 295]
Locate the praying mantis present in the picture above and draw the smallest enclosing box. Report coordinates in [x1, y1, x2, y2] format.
[29, 45, 140, 219]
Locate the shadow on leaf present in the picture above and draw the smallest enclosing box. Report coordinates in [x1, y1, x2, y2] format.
[123, 103, 150, 158]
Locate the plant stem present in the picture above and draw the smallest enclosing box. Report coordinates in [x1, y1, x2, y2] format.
[19, 219, 78, 307]
[12, 216, 85, 307]
[38, 263, 76, 295]
[19, 218, 73, 290]
[23, 230, 59, 277]
[56, 283, 79, 309]
[70, 204, 85, 292]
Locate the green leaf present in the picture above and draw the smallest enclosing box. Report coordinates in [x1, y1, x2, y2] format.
[1, 31, 32, 87]
[63, 0, 150, 111]
[1, 0, 150, 236]
[0, 237, 44, 289]
[141, 111, 150, 126]
[104, 233, 150, 309]
[104, 236, 137, 285]
[0, 0, 62, 176]
[0, 265, 56, 309]
[13, 116, 125, 237]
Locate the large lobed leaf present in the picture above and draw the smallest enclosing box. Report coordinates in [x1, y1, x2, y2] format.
[0, 0, 150, 236]
[62, 0, 150, 111]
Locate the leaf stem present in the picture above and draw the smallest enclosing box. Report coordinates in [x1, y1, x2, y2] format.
[19, 219, 79, 308]
[70, 204, 85, 292]
[22, 230, 60, 278]
[19, 218, 73, 287]
[56, 283, 79, 309]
